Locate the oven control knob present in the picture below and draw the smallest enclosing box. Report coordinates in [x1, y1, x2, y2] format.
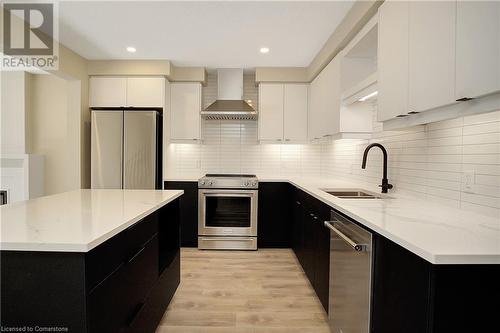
[208, 180, 214, 186]
[200, 180, 205, 185]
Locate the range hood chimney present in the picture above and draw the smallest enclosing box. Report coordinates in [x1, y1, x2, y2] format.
[201, 69, 257, 120]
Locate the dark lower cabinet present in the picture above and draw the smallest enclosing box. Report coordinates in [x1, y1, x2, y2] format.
[371, 235, 432, 333]
[371, 234, 500, 333]
[291, 187, 330, 313]
[164, 181, 198, 247]
[312, 206, 330, 312]
[0, 199, 181, 333]
[258, 182, 292, 248]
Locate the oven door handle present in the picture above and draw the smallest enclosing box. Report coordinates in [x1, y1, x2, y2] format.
[202, 193, 255, 198]
[199, 237, 256, 242]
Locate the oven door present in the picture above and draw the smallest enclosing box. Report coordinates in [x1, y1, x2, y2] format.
[198, 189, 258, 237]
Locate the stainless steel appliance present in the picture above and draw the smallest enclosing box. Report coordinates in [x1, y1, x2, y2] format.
[324, 210, 373, 333]
[201, 69, 257, 120]
[198, 174, 258, 250]
[91, 108, 162, 189]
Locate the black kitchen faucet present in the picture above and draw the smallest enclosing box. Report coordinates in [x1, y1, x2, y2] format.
[362, 143, 393, 193]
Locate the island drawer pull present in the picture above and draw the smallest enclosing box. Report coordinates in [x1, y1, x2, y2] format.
[127, 246, 145, 263]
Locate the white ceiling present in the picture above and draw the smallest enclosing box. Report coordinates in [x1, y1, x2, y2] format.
[58, 1, 354, 68]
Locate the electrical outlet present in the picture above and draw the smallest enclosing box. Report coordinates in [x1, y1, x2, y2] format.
[463, 170, 475, 191]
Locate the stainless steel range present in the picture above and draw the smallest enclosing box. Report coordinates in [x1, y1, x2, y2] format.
[198, 174, 258, 250]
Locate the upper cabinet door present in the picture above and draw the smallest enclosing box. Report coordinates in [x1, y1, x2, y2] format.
[456, 1, 500, 100]
[321, 56, 341, 137]
[308, 77, 321, 140]
[126, 77, 165, 107]
[283, 84, 308, 142]
[259, 83, 284, 141]
[170, 83, 201, 140]
[89, 77, 127, 107]
[408, 1, 456, 113]
[377, 1, 409, 121]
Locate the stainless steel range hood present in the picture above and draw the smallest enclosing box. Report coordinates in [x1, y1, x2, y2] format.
[201, 69, 257, 120]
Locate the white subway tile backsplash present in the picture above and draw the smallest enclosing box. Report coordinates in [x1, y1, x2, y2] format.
[166, 91, 500, 218]
[463, 110, 500, 125]
[462, 132, 500, 145]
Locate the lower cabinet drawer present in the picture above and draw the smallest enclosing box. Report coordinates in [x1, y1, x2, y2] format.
[86, 214, 158, 291]
[87, 235, 158, 333]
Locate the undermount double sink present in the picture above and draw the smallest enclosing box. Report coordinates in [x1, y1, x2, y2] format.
[322, 189, 390, 199]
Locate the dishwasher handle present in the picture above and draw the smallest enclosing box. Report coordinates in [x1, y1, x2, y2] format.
[324, 221, 367, 252]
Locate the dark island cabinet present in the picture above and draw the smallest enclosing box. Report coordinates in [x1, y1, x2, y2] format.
[0, 199, 181, 333]
[164, 181, 198, 247]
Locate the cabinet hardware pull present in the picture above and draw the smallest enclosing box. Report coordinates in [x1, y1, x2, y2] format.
[324, 221, 367, 252]
[456, 97, 474, 102]
[88, 262, 125, 295]
[396, 114, 408, 118]
[407, 111, 420, 115]
[127, 246, 145, 263]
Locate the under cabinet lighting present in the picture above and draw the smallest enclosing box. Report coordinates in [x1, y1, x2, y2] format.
[126, 46, 136, 53]
[260, 47, 270, 54]
[358, 91, 378, 102]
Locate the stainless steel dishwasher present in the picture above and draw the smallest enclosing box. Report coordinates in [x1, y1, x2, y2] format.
[324, 210, 373, 333]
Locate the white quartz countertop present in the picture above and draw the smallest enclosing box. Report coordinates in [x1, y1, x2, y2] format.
[0, 189, 183, 252]
[164, 176, 500, 264]
[287, 177, 500, 265]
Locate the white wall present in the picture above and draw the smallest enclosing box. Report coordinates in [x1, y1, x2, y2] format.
[0, 71, 29, 154]
[28, 74, 81, 195]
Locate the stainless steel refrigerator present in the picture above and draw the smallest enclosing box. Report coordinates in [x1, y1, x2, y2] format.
[91, 108, 162, 190]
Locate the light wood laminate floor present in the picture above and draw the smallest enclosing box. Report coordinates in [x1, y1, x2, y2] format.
[156, 248, 330, 333]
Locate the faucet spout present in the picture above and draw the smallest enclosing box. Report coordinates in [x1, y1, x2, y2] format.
[361, 143, 393, 193]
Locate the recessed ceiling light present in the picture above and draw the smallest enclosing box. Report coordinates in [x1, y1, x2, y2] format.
[126, 46, 136, 53]
[260, 47, 270, 54]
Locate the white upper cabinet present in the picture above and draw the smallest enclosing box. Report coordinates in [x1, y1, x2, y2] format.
[308, 75, 321, 140]
[378, 0, 500, 124]
[126, 77, 165, 107]
[283, 84, 308, 142]
[89, 77, 127, 107]
[259, 83, 308, 142]
[309, 53, 371, 140]
[408, 1, 456, 113]
[308, 56, 340, 140]
[170, 83, 201, 141]
[321, 56, 342, 137]
[259, 84, 284, 142]
[89, 76, 165, 108]
[455, 1, 500, 100]
[377, 0, 409, 121]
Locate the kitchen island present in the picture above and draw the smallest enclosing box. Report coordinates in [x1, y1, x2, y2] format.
[0, 189, 183, 333]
